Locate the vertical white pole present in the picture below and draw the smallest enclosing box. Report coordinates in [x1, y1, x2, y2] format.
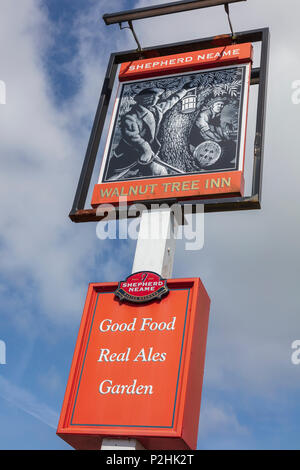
[101, 208, 178, 451]
[132, 207, 178, 277]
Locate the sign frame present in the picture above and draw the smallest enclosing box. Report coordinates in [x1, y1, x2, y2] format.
[69, 28, 269, 223]
[91, 58, 252, 206]
[56, 277, 210, 450]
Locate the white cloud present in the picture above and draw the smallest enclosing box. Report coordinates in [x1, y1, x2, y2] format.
[0, 374, 59, 429]
[0, 0, 129, 327]
[198, 401, 249, 437]
[38, 364, 62, 394]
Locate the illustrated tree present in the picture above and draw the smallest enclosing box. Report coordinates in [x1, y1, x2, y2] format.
[158, 68, 243, 173]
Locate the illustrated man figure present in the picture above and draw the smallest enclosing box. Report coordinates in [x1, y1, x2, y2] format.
[106, 84, 191, 180]
[189, 96, 236, 170]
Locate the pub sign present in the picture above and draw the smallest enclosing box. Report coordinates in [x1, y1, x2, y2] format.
[91, 43, 252, 207]
[57, 275, 210, 450]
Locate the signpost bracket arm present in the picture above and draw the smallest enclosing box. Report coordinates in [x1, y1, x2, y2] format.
[119, 20, 143, 52]
[224, 3, 236, 41]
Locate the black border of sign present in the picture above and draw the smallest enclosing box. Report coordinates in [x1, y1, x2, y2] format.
[69, 28, 269, 223]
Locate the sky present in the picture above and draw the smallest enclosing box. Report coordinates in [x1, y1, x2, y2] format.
[0, 0, 300, 450]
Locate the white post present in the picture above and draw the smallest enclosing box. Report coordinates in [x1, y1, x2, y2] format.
[101, 208, 178, 451]
[132, 207, 178, 278]
[101, 438, 145, 450]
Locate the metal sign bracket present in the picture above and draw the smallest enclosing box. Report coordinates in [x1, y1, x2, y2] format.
[224, 3, 236, 41]
[112, 1, 242, 52]
[119, 20, 143, 52]
[69, 27, 269, 223]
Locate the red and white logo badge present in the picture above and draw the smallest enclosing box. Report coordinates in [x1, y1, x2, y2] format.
[114, 271, 169, 304]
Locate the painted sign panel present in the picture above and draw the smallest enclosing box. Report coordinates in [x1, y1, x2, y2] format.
[91, 44, 252, 208]
[57, 278, 210, 450]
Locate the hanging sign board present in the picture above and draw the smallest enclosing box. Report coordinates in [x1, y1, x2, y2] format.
[57, 275, 210, 450]
[91, 43, 252, 208]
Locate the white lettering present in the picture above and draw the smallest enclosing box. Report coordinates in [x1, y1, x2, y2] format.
[126, 49, 242, 77]
[140, 317, 176, 331]
[99, 379, 153, 395]
[99, 318, 137, 332]
[97, 348, 131, 362]
[292, 80, 300, 104]
[140, 318, 152, 331]
[0, 340, 6, 364]
[133, 347, 166, 362]
[291, 340, 300, 365]
[0, 80, 6, 105]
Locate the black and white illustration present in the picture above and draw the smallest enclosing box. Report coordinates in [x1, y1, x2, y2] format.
[100, 64, 250, 182]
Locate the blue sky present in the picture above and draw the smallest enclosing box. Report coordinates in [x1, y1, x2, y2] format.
[1, 0, 300, 450]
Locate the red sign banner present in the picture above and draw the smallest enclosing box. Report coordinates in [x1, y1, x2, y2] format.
[119, 43, 253, 81]
[57, 277, 210, 450]
[91, 170, 244, 207]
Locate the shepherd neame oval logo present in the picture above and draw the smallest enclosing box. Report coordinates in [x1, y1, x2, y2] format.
[114, 271, 169, 304]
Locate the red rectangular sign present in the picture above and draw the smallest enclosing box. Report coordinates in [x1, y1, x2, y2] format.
[57, 278, 210, 450]
[91, 170, 244, 207]
[119, 43, 253, 81]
